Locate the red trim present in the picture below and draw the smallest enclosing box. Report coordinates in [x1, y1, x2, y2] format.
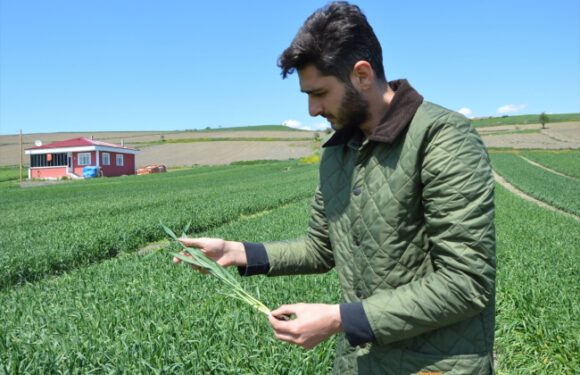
[26, 137, 137, 151]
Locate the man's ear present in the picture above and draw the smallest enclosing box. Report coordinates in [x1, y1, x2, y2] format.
[351, 61, 374, 90]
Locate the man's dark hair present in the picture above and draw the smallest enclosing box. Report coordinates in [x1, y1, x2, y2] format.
[278, 1, 386, 83]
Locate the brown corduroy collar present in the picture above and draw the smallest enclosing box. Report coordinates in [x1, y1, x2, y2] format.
[323, 79, 424, 147]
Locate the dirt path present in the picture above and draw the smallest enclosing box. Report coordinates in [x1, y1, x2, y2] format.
[493, 171, 580, 222]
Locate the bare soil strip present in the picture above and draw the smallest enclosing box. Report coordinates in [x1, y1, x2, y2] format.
[492, 171, 580, 222]
[518, 155, 578, 180]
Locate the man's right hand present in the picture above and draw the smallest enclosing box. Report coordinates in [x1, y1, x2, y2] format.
[173, 238, 247, 271]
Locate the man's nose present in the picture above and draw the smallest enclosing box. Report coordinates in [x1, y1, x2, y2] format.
[308, 97, 323, 117]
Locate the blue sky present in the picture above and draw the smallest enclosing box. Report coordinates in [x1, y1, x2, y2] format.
[1, 0, 578, 135]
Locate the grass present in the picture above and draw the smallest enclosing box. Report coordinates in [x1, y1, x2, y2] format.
[490, 152, 580, 216]
[472, 113, 580, 127]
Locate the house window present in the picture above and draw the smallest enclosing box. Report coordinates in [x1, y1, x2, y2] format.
[102, 153, 110, 165]
[30, 153, 67, 167]
[116, 154, 124, 166]
[78, 153, 91, 166]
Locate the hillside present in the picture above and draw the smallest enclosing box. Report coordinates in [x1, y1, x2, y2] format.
[2, 118, 579, 170]
[0, 126, 320, 168]
[471, 113, 580, 127]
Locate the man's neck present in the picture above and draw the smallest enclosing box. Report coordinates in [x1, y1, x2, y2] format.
[360, 82, 395, 138]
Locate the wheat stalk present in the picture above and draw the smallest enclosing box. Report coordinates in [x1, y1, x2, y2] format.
[161, 223, 271, 316]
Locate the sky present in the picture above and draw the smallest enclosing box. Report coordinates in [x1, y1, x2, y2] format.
[1, 0, 579, 135]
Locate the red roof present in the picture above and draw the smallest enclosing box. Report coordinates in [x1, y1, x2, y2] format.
[27, 137, 137, 151]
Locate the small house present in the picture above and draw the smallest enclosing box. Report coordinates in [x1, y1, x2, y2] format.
[25, 137, 139, 179]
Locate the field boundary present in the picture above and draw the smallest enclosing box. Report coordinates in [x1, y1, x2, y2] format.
[518, 155, 578, 180]
[492, 171, 580, 222]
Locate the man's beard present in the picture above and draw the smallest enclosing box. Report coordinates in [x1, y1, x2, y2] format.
[329, 83, 370, 131]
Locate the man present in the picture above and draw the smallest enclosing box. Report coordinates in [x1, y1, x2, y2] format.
[175, 2, 496, 373]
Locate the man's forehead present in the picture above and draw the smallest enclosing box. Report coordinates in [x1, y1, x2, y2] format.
[298, 65, 340, 92]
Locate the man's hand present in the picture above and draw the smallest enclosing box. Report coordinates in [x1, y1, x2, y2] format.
[173, 238, 247, 272]
[268, 303, 342, 349]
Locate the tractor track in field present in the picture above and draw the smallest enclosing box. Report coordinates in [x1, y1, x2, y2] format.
[136, 201, 301, 256]
[492, 171, 580, 222]
[518, 155, 578, 180]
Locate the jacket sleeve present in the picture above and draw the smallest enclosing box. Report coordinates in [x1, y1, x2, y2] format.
[361, 114, 496, 346]
[264, 186, 335, 276]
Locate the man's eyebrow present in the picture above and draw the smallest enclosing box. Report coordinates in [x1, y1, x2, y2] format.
[301, 88, 323, 94]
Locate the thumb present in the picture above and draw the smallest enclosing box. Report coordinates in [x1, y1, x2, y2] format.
[270, 304, 298, 318]
[214, 258, 230, 267]
[178, 237, 207, 249]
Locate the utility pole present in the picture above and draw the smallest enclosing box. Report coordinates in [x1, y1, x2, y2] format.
[19, 129, 23, 184]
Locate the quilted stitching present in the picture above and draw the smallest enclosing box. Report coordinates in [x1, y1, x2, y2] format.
[318, 102, 495, 374]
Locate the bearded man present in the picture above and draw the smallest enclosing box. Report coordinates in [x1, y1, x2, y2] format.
[176, 2, 496, 374]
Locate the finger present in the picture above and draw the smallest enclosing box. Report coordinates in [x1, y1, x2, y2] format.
[173, 250, 193, 263]
[268, 314, 294, 333]
[178, 237, 207, 249]
[274, 314, 292, 321]
[270, 304, 298, 317]
[273, 331, 298, 345]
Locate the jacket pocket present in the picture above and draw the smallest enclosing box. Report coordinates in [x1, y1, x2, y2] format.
[401, 350, 493, 375]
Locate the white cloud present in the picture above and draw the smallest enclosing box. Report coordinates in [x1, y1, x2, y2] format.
[282, 119, 303, 129]
[282, 119, 329, 131]
[457, 107, 473, 117]
[310, 122, 330, 131]
[497, 104, 527, 115]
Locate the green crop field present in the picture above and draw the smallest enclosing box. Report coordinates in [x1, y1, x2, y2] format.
[1, 158, 578, 374]
[0, 161, 318, 290]
[490, 152, 580, 216]
[493, 185, 579, 374]
[521, 149, 580, 179]
[0, 199, 339, 374]
[472, 113, 580, 127]
[0, 166, 22, 185]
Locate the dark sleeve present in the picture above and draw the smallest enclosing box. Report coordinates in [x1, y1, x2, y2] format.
[237, 242, 270, 276]
[340, 302, 375, 347]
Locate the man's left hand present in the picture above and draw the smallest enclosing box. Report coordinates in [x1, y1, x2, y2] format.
[268, 303, 342, 349]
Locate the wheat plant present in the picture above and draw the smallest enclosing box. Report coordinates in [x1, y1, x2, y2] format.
[161, 223, 271, 316]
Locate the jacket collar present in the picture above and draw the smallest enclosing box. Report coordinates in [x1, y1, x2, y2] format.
[323, 79, 424, 147]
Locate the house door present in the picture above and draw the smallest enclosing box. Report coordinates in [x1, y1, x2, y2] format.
[67, 153, 72, 173]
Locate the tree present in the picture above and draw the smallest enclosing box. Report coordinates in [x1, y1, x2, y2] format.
[539, 112, 549, 129]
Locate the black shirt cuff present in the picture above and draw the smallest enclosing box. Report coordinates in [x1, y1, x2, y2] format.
[237, 242, 270, 276]
[340, 302, 375, 347]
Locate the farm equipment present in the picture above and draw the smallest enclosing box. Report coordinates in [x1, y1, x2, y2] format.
[137, 164, 167, 175]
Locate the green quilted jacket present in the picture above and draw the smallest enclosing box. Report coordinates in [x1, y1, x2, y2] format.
[264, 80, 496, 374]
